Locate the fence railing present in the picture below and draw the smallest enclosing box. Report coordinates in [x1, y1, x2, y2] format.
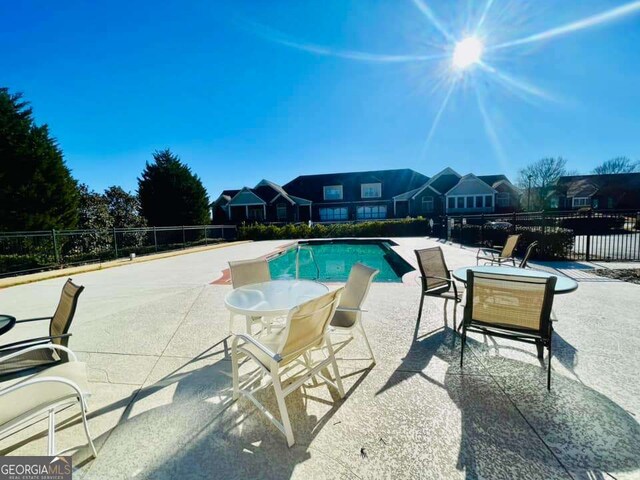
[0, 225, 237, 278]
[441, 209, 640, 262]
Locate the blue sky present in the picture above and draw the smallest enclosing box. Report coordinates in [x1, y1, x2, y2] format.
[2, 0, 639, 198]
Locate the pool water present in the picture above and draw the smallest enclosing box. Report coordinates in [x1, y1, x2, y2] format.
[268, 240, 414, 283]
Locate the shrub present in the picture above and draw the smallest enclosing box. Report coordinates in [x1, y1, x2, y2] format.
[453, 225, 574, 260]
[237, 219, 430, 241]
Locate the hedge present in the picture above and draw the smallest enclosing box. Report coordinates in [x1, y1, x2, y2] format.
[452, 225, 574, 260]
[237, 219, 431, 241]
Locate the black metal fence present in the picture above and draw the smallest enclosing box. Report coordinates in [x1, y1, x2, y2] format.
[441, 210, 640, 262]
[0, 225, 237, 278]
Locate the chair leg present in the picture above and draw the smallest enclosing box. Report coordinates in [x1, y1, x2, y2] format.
[547, 337, 553, 391]
[245, 316, 252, 334]
[47, 409, 55, 456]
[272, 368, 295, 447]
[536, 340, 544, 359]
[452, 300, 457, 332]
[326, 339, 345, 398]
[358, 321, 376, 364]
[460, 328, 467, 368]
[232, 340, 240, 400]
[228, 312, 234, 334]
[80, 401, 98, 458]
[417, 293, 425, 322]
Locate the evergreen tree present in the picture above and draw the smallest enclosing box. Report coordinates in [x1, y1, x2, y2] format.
[137, 149, 210, 226]
[104, 186, 147, 228]
[0, 88, 79, 230]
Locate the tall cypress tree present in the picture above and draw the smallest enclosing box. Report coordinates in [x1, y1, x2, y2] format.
[0, 88, 79, 231]
[137, 149, 210, 226]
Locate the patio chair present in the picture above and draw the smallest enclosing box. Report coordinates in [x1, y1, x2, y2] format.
[460, 271, 557, 389]
[330, 263, 379, 363]
[232, 287, 345, 447]
[519, 241, 539, 269]
[0, 279, 83, 377]
[0, 343, 97, 457]
[476, 234, 521, 266]
[415, 247, 464, 330]
[228, 258, 271, 334]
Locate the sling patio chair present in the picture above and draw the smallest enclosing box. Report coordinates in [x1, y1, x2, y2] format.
[476, 234, 521, 266]
[415, 247, 464, 331]
[329, 263, 379, 364]
[0, 279, 84, 378]
[460, 271, 557, 390]
[0, 343, 97, 458]
[232, 287, 345, 447]
[519, 241, 539, 269]
[228, 258, 271, 334]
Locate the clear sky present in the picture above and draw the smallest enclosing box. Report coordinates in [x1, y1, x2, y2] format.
[2, 0, 639, 198]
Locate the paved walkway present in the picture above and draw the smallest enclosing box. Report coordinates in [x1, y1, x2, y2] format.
[1, 238, 638, 479]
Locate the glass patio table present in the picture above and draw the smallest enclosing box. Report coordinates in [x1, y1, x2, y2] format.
[0, 315, 16, 337]
[225, 280, 330, 332]
[452, 265, 579, 294]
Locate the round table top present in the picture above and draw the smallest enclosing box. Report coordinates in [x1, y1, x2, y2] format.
[224, 279, 330, 317]
[452, 266, 578, 294]
[0, 314, 16, 336]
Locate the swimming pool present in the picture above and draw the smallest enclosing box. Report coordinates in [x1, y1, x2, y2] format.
[268, 240, 414, 283]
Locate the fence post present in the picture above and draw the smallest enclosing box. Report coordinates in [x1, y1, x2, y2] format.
[182, 226, 186, 248]
[51, 229, 60, 265]
[113, 227, 118, 258]
[512, 211, 517, 234]
[153, 226, 158, 252]
[585, 210, 592, 261]
[540, 210, 546, 259]
[204, 225, 208, 245]
[480, 214, 484, 244]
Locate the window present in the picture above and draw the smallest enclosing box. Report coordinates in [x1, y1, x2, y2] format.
[496, 192, 510, 207]
[276, 204, 287, 220]
[485, 195, 493, 208]
[323, 185, 343, 200]
[422, 196, 434, 212]
[466, 196, 474, 208]
[550, 197, 559, 209]
[475, 196, 483, 208]
[607, 197, 613, 209]
[361, 183, 381, 198]
[593, 198, 599, 209]
[573, 197, 590, 208]
[447, 197, 455, 209]
[457, 197, 465, 209]
[319, 207, 348, 221]
[357, 205, 387, 220]
[247, 206, 264, 220]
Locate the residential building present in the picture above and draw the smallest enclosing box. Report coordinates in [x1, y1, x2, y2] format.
[283, 169, 429, 221]
[211, 167, 520, 223]
[547, 173, 640, 210]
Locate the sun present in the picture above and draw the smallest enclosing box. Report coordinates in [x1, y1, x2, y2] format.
[452, 36, 484, 69]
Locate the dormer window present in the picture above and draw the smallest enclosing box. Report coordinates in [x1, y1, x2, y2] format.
[361, 183, 381, 198]
[323, 185, 343, 200]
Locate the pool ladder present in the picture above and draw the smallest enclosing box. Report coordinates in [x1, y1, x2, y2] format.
[295, 245, 320, 280]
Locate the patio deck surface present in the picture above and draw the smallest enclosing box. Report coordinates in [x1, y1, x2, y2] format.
[0, 238, 638, 479]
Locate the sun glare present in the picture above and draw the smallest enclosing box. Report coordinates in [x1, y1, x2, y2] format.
[452, 36, 483, 69]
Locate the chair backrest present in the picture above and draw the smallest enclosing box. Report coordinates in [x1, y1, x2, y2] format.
[464, 271, 556, 335]
[50, 279, 84, 346]
[336, 263, 379, 325]
[500, 234, 521, 258]
[519, 241, 539, 269]
[228, 258, 271, 288]
[278, 287, 344, 361]
[414, 247, 451, 292]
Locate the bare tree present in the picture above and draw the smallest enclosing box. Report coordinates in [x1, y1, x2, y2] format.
[518, 157, 569, 210]
[592, 157, 639, 175]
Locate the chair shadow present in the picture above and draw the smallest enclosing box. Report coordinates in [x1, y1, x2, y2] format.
[12, 337, 373, 477]
[376, 311, 640, 479]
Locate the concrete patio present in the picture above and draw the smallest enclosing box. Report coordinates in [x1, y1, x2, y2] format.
[0, 238, 638, 479]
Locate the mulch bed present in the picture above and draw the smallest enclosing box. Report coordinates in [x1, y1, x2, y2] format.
[593, 268, 640, 285]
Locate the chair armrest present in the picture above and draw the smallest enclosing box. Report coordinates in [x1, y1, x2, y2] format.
[15, 316, 53, 324]
[233, 334, 282, 362]
[0, 333, 72, 351]
[419, 274, 452, 283]
[335, 307, 366, 313]
[0, 343, 78, 364]
[0, 374, 85, 399]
